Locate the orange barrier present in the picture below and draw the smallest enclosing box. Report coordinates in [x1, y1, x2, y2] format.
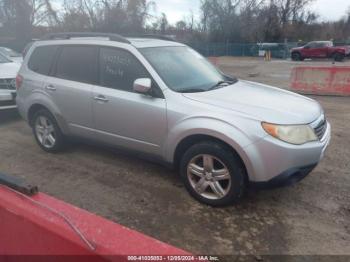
[290, 66, 350, 96]
[0, 186, 189, 260]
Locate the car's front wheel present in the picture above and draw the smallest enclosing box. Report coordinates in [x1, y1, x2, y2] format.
[180, 142, 246, 206]
[32, 109, 65, 153]
[291, 52, 302, 61]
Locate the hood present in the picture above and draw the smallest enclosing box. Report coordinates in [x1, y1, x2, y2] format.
[337, 45, 350, 54]
[336, 45, 350, 48]
[183, 80, 322, 124]
[9, 57, 23, 64]
[291, 46, 304, 51]
[0, 62, 21, 79]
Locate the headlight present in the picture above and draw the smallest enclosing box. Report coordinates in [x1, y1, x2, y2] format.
[262, 122, 318, 145]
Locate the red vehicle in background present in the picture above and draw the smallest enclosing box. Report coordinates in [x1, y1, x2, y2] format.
[291, 41, 350, 62]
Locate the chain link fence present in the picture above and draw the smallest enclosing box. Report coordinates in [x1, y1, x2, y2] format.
[188, 42, 300, 59]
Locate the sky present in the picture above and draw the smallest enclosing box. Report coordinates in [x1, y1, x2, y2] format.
[152, 0, 349, 24]
[151, 0, 201, 23]
[50, 0, 349, 24]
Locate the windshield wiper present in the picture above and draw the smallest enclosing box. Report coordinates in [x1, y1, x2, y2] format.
[177, 88, 207, 93]
[209, 80, 234, 91]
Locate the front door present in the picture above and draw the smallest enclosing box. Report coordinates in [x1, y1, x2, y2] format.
[92, 47, 167, 156]
[306, 42, 325, 58]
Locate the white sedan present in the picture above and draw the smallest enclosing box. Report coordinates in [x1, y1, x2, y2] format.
[0, 47, 23, 64]
[0, 53, 21, 110]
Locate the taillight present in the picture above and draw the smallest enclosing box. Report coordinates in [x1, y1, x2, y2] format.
[16, 74, 23, 90]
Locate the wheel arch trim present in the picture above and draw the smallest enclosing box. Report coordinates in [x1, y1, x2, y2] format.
[164, 119, 255, 179]
[26, 93, 69, 134]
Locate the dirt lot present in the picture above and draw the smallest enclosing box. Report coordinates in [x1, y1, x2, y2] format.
[218, 56, 350, 90]
[0, 57, 349, 257]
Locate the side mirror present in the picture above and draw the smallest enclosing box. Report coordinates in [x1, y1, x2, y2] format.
[133, 78, 152, 95]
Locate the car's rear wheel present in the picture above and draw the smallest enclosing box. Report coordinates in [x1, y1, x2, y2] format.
[291, 52, 302, 61]
[32, 109, 65, 153]
[333, 52, 345, 62]
[180, 142, 246, 206]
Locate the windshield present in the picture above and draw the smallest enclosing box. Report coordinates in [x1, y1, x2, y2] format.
[140, 46, 235, 93]
[0, 47, 22, 57]
[0, 53, 11, 63]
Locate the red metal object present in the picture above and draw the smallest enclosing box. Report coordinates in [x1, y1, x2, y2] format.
[290, 66, 350, 96]
[0, 186, 189, 260]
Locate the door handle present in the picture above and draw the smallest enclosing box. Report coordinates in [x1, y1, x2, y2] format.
[94, 95, 109, 103]
[45, 85, 56, 91]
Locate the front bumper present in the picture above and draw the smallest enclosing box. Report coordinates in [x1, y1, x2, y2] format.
[250, 163, 317, 189]
[243, 121, 331, 184]
[0, 91, 17, 110]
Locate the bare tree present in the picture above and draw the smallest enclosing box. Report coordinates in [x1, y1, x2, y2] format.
[200, 0, 242, 42]
[60, 0, 155, 33]
[30, 0, 59, 26]
[274, 0, 315, 26]
[239, 0, 265, 42]
[0, 0, 59, 39]
[199, 0, 318, 42]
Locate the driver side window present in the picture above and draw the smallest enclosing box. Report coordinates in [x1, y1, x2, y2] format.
[99, 47, 150, 92]
[306, 42, 316, 49]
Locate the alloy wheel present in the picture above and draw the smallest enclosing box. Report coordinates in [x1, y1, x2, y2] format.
[35, 116, 56, 149]
[187, 154, 232, 200]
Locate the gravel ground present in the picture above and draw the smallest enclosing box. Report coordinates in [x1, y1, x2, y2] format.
[0, 57, 349, 257]
[217, 56, 350, 89]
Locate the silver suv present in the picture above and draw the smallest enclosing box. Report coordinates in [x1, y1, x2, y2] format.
[16, 33, 331, 206]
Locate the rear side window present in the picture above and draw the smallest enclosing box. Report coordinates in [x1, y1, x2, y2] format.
[99, 47, 149, 92]
[306, 42, 317, 48]
[315, 42, 326, 48]
[55, 46, 97, 85]
[28, 45, 58, 75]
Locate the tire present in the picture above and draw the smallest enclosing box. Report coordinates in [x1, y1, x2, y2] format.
[180, 141, 247, 207]
[32, 109, 66, 153]
[333, 52, 345, 62]
[291, 52, 302, 61]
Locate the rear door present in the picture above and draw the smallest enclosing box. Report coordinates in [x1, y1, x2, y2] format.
[45, 45, 98, 137]
[303, 42, 318, 58]
[20, 45, 59, 100]
[92, 47, 167, 156]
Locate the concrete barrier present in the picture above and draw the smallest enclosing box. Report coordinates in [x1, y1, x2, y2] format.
[0, 186, 188, 260]
[290, 66, 350, 96]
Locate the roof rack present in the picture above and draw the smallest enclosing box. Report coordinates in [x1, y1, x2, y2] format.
[41, 32, 131, 44]
[125, 34, 175, 42]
